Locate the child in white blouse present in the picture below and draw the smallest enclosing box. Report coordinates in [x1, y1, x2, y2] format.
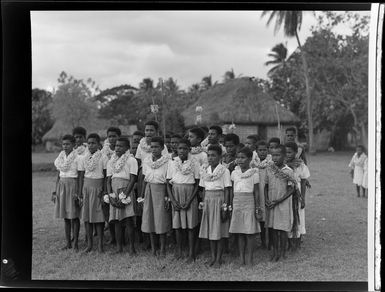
[166, 139, 200, 262]
[199, 145, 231, 268]
[53, 134, 82, 250]
[106, 138, 138, 254]
[141, 136, 172, 256]
[348, 145, 367, 197]
[78, 133, 108, 253]
[229, 147, 261, 266]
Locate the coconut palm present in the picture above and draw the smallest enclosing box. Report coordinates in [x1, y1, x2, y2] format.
[265, 42, 289, 77]
[261, 10, 315, 154]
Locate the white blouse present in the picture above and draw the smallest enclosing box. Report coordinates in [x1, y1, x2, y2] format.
[199, 164, 232, 191]
[78, 153, 109, 179]
[293, 163, 310, 189]
[167, 157, 200, 184]
[54, 154, 81, 178]
[231, 167, 260, 193]
[142, 156, 170, 184]
[107, 156, 138, 179]
[135, 138, 169, 161]
[190, 151, 208, 167]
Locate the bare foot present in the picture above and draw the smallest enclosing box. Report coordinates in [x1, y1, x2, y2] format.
[61, 244, 72, 251]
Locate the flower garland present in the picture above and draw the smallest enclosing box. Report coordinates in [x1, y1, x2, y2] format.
[251, 155, 272, 169]
[109, 151, 131, 174]
[147, 155, 170, 169]
[200, 137, 209, 148]
[84, 150, 103, 172]
[234, 166, 258, 179]
[200, 163, 227, 182]
[285, 158, 304, 170]
[174, 157, 195, 175]
[101, 142, 115, 159]
[191, 146, 204, 155]
[139, 137, 152, 153]
[75, 143, 87, 156]
[54, 150, 77, 172]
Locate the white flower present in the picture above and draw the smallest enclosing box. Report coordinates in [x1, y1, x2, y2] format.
[109, 192, 116, 199]
[121, 198, 129, 205]
[119, 192, 126, 200]
[126, 196, 131, 204]
[137, 197, 144, 203]
[195, 106, 203, 113]
[198, 202, 204, 210]
[228, 205, 232, 211]
[103, 195, 110, 204]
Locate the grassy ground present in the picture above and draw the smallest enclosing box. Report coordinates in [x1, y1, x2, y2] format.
[32, 151, 367, 281]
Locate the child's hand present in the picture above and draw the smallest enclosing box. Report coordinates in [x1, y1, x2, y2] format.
[51, 192, 56, 203]
[301, 200, 305, 209]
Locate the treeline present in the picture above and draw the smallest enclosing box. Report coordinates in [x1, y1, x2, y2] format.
[32, 12, 368, 150]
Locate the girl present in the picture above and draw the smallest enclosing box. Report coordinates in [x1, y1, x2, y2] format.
[285, 142, 310, 250]
[106, 137, 138, 254]
[362, 156, 368, 196]
[72, 127, 88, 157]
[101, 127, 121, 245]
[170, 134, 182, 160]
[78, 133, 108, 253]
[254, 140, 272, 249]
[348, 145, 367, 197]
[166, 139, 200, 262]
[199, 145, 231, 268]
[264, 145, 296, 262]
[141, 136, 172, 256]
[229, 147, 261, 266]
[53, 134, 82, 251]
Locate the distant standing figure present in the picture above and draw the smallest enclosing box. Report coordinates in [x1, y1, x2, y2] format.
[349, 145, 367, 197]
[362, 156, 368, 196]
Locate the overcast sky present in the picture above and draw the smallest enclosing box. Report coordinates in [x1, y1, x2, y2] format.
[31, 10, 370, 91]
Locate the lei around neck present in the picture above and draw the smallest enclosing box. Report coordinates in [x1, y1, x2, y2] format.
[110, 151, 131, 174]
[234, 166, 258, 178]
[200, 163, 227, 182]
[55, 150, 77, 172]
[146, 155, 170, 169]
[191, 146, 204, 155]
[174, 156, 196, 175]
[84, 150, 103, 172]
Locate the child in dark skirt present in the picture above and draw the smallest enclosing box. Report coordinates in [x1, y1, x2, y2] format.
[167, 139, 200, 262]
[78, 133, 108, 253]
[198, 145, 231, 268]
[53, 134, 82, 251]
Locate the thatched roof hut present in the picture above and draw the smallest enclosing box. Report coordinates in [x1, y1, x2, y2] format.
[182, 77, 299, 141]
[182, 77, 299, 126]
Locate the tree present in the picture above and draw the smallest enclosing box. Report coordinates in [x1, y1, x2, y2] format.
[201, 75, 213, 90]
[223, 68, 235, 82]
[52, 72, 99, 129]
[262, 11, 315, 154]
[264, 42, 289, 77]
[32, 88, 54, 145]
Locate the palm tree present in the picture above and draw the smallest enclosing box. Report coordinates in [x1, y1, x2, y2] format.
[139, 78, 154, 91]
[261, 11, 315, 154]
[265, 42, 289, 77]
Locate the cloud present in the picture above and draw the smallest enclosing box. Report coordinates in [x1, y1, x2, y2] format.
[31, 10, 370, 91]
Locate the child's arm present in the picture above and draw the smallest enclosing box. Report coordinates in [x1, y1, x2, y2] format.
[124, 174, 137, 197]
[140, 173, 146, 198]
[52, 171, 60, 202]
[78, 171, 85, 199]
[269, 185, 295, 208]
[106, 176, 112, 194]
[102, 169, 107, 194]
[184, 179, 200, 209]
[300, 179, 307, 209]
[264, 184, 270, 208]
[224, 187, 230, 206]
[230, 182, 234, 207]
[166, 179, 181, 210]
[254, 183, 261, 219]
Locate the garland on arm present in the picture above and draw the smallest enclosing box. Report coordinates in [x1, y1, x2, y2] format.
[54, 150, 77, 172]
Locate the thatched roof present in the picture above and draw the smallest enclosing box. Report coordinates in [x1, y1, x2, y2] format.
[182, 77, 299, 127]
[42, 119, 137, 142]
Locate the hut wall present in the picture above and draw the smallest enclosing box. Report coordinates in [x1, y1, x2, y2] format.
[266, 124, 297, 143]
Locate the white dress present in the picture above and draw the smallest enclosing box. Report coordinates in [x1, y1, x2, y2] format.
[348, 152, 367, 186]
[362, 157, 368, 189]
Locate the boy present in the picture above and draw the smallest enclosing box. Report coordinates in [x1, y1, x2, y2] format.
[223, 133, 240, 173]
[264, 145, 296, 261]
[245, 135, 259, 162]
[205, 125, 226, 154]
[268, 137, 281, 155]
[132, 131, 145, 145]
[285, 127, 307, 165]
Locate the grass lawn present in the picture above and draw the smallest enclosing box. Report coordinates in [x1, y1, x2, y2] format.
[32, 151, 368, 281]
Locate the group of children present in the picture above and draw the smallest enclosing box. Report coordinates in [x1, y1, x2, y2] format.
[52, 122, 310, 266]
